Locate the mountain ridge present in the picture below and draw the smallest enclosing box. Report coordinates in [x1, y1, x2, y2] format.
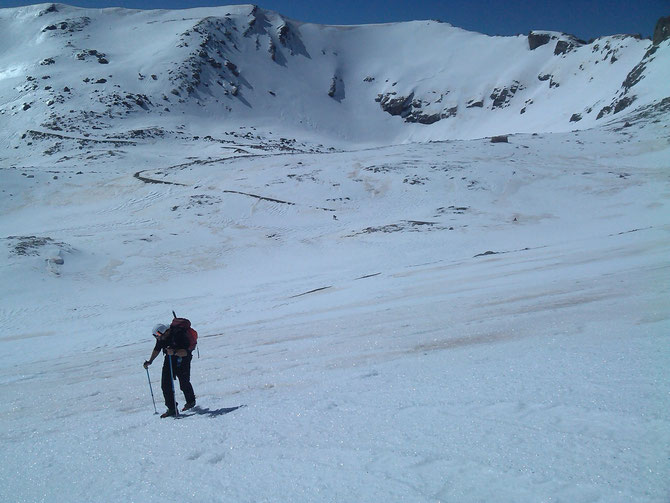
[1, 3, 668, 147]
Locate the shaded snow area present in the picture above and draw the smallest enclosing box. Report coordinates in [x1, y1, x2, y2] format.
[1, 122, 668, 503]
[0, 3, 669, 503]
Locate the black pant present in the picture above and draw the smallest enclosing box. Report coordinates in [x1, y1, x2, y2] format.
[161, 354, 195, 410]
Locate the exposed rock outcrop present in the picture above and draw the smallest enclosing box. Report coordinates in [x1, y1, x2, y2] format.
[653, 16, 670, 45]
[554, 35, 585, 56]
[538, 74, 560, 88]
[328, 75, 345, 101]
[406, 105, 457, 125]
[490, 81, 524, 109]
[528, 32, 553, 50]
[490, 135, 508, 143]
[376, 92, 458, 124]
[276, 20, 309, 57]
[376, 92, 413, 116]
[596, 27, 665, 122]
[38, 4, 58, 16]
[42, 16, 90, 34]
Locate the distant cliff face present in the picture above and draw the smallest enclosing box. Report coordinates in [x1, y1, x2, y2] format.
[0, 4, 668, 144]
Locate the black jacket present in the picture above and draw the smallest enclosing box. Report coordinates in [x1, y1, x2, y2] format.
[153, 327, 191, 354]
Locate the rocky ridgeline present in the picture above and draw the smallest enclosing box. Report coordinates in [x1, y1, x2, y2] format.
[594, 17, 670, 122]
[165, 6, 311, 103]
[24, 5, 311, 129]
[372, 25, 665, 126]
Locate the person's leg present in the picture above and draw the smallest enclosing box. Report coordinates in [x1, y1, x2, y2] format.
[176, 356, 195, 405]
[161, 357, 176, 411]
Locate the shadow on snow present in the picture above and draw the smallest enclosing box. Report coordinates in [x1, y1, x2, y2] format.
[186, 405, 246, 418]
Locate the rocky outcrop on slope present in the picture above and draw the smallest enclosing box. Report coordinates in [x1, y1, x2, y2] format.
[168, 17, 244, 99]
[375, 92, 457, 124]
[490, 82, 525, 109]
[42, 16, 90, 34]
[596, 32, 667, 122]
[374, 80, 527, 123]
[328, 75, 345, 101]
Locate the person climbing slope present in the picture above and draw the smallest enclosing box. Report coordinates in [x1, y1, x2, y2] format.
[143, 320, 196, 418]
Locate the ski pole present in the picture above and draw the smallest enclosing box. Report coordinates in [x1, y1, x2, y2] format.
[168, 352, 179, 416]
[145, 367, 158, 414]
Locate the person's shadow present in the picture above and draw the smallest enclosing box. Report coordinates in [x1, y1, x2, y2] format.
[189, 405, 246, 417]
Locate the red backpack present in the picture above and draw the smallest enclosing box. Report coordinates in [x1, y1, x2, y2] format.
[170, 317, 198, 352]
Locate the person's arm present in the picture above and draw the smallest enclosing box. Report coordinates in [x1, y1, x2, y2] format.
[143, 349, 160, 368]
[143, 339, 163, 368]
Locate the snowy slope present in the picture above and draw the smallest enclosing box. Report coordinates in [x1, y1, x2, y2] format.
[1, 4, 669, 503]
[1, 123, 669, 502]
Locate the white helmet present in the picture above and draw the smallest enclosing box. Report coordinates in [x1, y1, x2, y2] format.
[152, 323, 168, 337]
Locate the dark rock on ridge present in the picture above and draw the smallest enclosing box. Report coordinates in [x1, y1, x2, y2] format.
[528, 32, 553, 50]
[653, 16, 670, 45]
[39, 4, 58, 16]
[554, 39, 581, 55]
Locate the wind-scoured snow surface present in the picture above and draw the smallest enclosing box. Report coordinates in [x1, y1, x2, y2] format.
[0, 3, 669, 503]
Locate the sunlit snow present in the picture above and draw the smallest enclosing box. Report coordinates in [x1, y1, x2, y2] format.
[1, 4, 669, 502]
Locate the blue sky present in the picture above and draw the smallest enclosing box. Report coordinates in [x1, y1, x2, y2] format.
[0, 0, 666, 40]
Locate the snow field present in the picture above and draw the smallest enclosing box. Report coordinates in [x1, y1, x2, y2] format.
[1, 118, 669, 501]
